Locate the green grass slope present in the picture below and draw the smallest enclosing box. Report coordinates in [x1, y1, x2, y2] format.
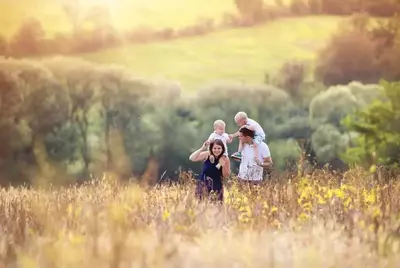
[78, 16, 344, 91]
[0, 0, 236, 38]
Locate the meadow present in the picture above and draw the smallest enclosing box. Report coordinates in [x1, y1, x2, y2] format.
[79, 16, 344, 91]
[0, 0, 346, 90]
[1, 1, 400, 266]
[0, 0, 236, 38]
[1, 168, 400, 267]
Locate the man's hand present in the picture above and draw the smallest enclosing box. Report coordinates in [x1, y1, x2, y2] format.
[255, 157, 273, 168]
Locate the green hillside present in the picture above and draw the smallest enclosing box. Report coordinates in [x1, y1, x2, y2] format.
[78, 16, 344, 91]
[0, 0, 236, 38]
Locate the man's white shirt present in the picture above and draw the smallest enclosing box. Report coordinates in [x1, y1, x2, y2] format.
[238, 141, 271, 181]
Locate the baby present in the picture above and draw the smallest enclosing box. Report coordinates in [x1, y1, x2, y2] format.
[207, 119, 232, 163]
[229, 111, 266, 162]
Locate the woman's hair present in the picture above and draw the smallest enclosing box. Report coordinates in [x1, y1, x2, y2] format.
[209, 139, 226, 160]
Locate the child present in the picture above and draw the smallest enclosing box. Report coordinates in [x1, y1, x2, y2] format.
[229, 112, 266, 162]
[207, 119, 232, 163]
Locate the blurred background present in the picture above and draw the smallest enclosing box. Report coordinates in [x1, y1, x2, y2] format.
[0, 0, 399, 186]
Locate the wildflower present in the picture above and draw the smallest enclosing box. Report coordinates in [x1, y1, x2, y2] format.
[162, 210, 170, 221]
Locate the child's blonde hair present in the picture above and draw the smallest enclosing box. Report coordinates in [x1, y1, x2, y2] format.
[213, 119, 226, 129]
[234, 111, 248, 123]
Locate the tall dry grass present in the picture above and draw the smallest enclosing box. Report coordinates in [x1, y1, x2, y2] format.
[1, 167, 400, 267]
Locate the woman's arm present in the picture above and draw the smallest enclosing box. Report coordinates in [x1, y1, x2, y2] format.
[189, 141, 209, 162]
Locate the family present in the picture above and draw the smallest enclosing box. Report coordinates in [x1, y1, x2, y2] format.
[189, 111, 273, 202]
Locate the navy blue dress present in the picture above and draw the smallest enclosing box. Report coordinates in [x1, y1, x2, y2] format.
[195, 156, 224, 202]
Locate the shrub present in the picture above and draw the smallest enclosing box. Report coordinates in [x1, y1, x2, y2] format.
[315, 29, 381, 86]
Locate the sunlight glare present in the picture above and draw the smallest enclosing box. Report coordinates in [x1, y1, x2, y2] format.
[80, 0, 118, 9]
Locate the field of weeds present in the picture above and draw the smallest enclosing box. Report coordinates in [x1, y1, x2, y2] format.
[1, 168, 400, 267]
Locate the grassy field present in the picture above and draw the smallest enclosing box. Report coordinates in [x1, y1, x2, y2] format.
[1, 1, 345, 91]
[1, 168, 400, 267]
[0, 0, 236, 38]
[79, 16, 344, 91]
[0, 0, 299, 38]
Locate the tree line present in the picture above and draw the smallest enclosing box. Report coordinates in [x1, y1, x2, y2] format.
[1, 11, 400, 185]
[1, 53, 399, 186]
[1, 0, 399, 57]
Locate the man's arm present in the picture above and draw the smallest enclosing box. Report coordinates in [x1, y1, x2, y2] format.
[260, 156, 273, 168]
[257, 143, 273, 168]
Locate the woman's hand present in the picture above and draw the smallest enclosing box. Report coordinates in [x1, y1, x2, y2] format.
[189, 140, 210, 162]
[202, 140, 210, 150]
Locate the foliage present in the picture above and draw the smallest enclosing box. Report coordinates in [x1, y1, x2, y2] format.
[342, 80, 400, 168]
[0, 54, 391, 185]
[315, 14, 400, 86]
[290, 0, 400, 16]
[309, 81, 383, 128]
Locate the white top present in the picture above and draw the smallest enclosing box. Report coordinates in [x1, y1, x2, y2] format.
[208, 132, 230, 144]
[246, 118, 265, 138]
[238, 142, 271, 181]
[208, 132, 230, 154]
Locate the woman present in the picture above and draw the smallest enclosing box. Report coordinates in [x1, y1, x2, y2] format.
[189, 139, 231, 202]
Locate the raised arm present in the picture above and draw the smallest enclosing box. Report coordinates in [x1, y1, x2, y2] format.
[189, 141, 210, 162]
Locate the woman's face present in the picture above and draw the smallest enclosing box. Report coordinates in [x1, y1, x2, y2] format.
[211, 144, 223, 157]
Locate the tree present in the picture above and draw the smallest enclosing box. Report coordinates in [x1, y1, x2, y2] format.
[342, 80, 400, 168]
[309, 81, 383, 129]
[234, 0, 265, 23]
[0, 35, 8, 55]
[9, 18, 45, 56]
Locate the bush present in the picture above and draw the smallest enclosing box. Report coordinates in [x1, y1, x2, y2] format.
[315, 14, 400, 86]
[315, 29, 381, 86]
[271, 61, 306, 99]
[234, 0, 265, 22]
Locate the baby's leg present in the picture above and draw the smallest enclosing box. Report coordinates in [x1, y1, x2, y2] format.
[253, 142, 259, 162]
[253, 136, 262, 164]
[253, 143, 259, 157]
[238, 140, 243, 152]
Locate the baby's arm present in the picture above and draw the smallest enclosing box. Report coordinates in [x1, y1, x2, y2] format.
[225, 133, 233, 143]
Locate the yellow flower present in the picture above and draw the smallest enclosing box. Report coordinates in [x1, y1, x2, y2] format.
[298, 213, 310, 222]
[317, 194, 326, 205]
[162, 210, 170, 221]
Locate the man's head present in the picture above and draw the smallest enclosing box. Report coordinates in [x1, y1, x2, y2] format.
[239, 126, 255, 144]
[234, 111, 248, 127]
[213, 119, 226, 135]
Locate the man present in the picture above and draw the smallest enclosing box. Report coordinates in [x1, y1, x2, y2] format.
[237, 127, 272, 183]
[229, 111, 266, 161]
